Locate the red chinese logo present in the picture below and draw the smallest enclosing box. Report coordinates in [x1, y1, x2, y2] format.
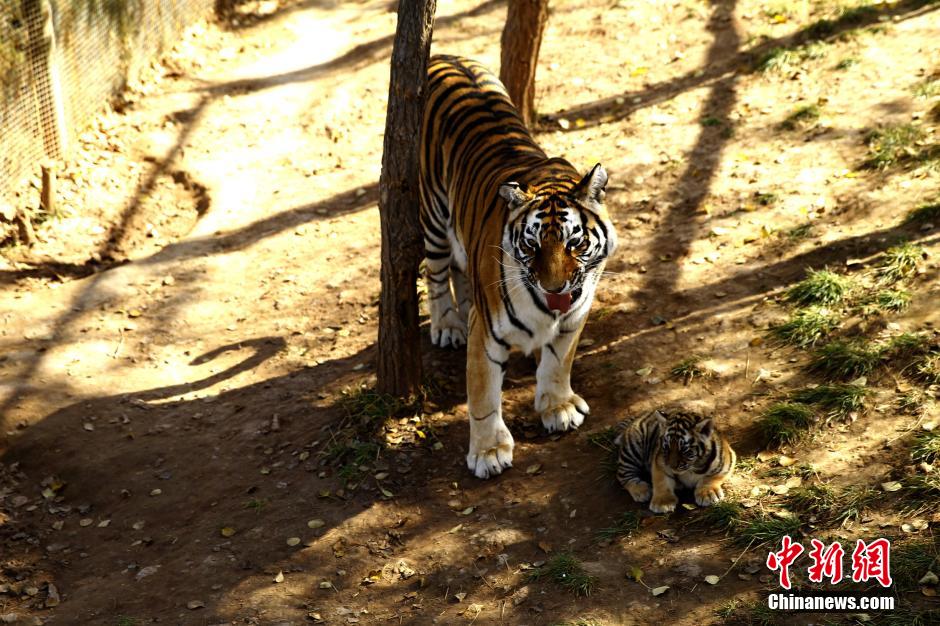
[767, 537, 892, 589]
[807, 539, 845, 584]
[851, 538, 893, 588]
[766, 535, 805, 589]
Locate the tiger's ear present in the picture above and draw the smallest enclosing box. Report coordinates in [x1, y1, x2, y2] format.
[652, 409, 668, 428]
[499, 181, 530, 209]
[694, 419, 714, 438]
[574, 163, 608, 204]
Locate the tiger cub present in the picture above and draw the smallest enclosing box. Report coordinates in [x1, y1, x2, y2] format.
[614, 409, 736, 514]
[419, 56, 617, 479]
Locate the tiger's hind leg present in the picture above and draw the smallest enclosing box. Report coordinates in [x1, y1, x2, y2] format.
[421, 197, 467, 348]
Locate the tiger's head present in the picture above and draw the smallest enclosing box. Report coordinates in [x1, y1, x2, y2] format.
[656, 410, 716, 473]
[499, 163, 617, 314]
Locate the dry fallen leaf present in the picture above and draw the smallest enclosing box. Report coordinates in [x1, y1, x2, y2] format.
[307, 519, 325, 529]
[287, 537, 301, 546]
[220, 526, 236, 538]
[651, 585, 669, 596]
[274, 571, 285, 583]
[881, 481, 902, 492]
[704, 574, 720, 585]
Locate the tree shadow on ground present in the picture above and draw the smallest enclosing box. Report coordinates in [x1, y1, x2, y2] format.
[540, 0, 938, 132]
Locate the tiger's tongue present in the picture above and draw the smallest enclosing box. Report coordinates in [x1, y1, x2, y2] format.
[545, 292, 572, 313]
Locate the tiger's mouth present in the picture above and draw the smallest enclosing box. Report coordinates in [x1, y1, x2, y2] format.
[543, 287, 582, 313]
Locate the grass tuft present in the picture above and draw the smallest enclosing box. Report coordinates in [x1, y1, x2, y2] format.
[757, 403, 816, 447]
[892, 538, 940, 590]
[861, 124, 929, 169]
[808, 340, 883, 379]
[786, 268, 854, 306]
[527, 552, 598, 597]
[877, 242, 925, 284]
[905, 200, 940, 224]
[670, 355, 709, 384]
[914, 352, 940, 384]
[786, 483, 877, 525]
[791, 383, 869, 419]
[897, 388, 934, 416]
[911, 430, 940, 465]
[884, 332, 931, 360]
[780, 103, 821, 130]
[736, 512, 802, 546]
[834, 57, 858, 70]
[697, 499, 745, 532]
[770, 307, 838, 347]
[595, 511, 641, 542]
[872, 287, 912, 312]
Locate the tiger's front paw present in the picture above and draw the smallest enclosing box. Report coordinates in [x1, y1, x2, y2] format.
[695, 483, 725, 507]
[430, 310, 467, 349]
[466, 421, 514, 479]
[625, 481, 652, 503]
[649, 493, 678, 514]
[537, 392, 589, 433]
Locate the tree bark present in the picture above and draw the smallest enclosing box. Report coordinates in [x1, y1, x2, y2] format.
[377, 0, 437, 397]
[499, 0, 549, 128]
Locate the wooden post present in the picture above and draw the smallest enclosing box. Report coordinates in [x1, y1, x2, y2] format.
[376, 0, 437, 397]
[40, 162, 55, 215]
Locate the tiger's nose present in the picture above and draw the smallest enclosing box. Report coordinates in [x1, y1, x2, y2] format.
[534, 237, 569, 292]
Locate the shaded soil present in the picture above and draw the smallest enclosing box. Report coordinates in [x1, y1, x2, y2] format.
[1, 0, 939, 624]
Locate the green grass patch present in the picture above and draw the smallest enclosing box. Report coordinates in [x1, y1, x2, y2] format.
[737, 512, 802, 546]
[714, 599, 777, 626]
[244, 498, 267, 513]
[877, 242, 925, 283]
[780, 103, 821, 130]
[861, 124, 930, 169]
[902, 471, 940, 515]
[913, 77, 940, 98]
[897, 388, 934, 416]
[884, 332, 931, 360]
[697, 499, 745, 532]
[872, 287, 912, 312]
[914, 352, 940, 384]
[670, 355, 709, 384]
[770, 307, 838, 347]
[905, 200, 940, 224]
[791, 383, 869, 419]
[786, 268, 854, 306]
[808, 340, 883, 379]
[785, 483, 877, 525]
[763, 462, 817, 482]
[911, 429, 940, 465]
[758, 403, 816, 447]
[527, 552, 598, 597]
[786, 222, 815, 239]
[754, 42, 827, 74]
[892, 538, 940, 590]
[701, 116, 722, 127]
[834, 57, 858, 70]
[595, 511, 641, 542]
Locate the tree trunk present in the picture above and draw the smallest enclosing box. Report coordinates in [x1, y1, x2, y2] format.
[499, 0, 549, 128]
[376, 0, 437, 397]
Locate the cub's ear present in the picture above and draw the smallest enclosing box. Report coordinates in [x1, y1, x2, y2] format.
[694, 419, 714, 438]
[499, 181, 530, 209]
[574, 163, 608, 203]
[652, 409, 668, 428]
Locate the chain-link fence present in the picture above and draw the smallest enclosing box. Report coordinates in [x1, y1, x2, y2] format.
[0, 0, 217, 212]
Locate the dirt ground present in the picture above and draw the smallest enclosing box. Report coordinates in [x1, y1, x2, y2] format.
[1, 0, 939, 624]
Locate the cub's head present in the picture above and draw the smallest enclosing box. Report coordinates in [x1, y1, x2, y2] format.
[655, 410, 717, 472]
[499, 163, 617, 314]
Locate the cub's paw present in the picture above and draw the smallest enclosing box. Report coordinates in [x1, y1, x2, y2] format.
[649, 494, 678, 514]
[466, 422, 514, 479]
[537, 392, 589, 433]
[430, 310, 467, 349]
[625, 481, 652, 503]
[695, 483, 725, 507]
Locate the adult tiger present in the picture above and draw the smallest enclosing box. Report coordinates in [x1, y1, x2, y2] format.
[419, 55, 617, 479]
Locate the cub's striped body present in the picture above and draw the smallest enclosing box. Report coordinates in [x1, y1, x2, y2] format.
[615, 409, 736, 513]
[419, 55, 617, 478]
